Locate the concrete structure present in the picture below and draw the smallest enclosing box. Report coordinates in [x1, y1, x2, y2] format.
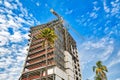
[19, 12, 81, 80]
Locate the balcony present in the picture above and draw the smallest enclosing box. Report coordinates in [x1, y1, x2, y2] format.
[22, 69, 54, 80]
[23, 61, 55, 73]
[28, 31, 41, 38]
[26, 62, 46, 70]
[30, 43, 42, 50]
[30, 31, 40, 37]
[30, 39, 43, 46]
[22, 75, 40, 80]
[29, 45, 42, 53]
[29, 47, 44, 55]
[26, 54, 55, 67]
[28, 48, 54, 60]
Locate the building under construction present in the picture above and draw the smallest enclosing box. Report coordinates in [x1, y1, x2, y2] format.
[19, 9, 81, 80]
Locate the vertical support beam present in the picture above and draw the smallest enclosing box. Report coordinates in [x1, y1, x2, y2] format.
[64, 28, 68, 51]
[53, 74, 55, 80]
[27, 73, 29, 80]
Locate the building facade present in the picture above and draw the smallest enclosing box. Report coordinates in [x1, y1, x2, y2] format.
[19, 19, 81, 80]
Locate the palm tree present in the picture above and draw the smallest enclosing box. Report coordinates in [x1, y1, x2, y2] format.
[93, 61, 108, 80]
[35, 27, 57, 80]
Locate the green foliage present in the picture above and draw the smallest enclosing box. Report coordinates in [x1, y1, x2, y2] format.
[93, 61, 108, 80]
[36, 27, 57, 47]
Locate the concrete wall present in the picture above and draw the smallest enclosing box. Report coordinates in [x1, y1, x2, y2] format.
[46, 51, 75, 80]
[64, 51, 74, 80]
[54, 66, 67, 80]
[47, 66, 67, 80]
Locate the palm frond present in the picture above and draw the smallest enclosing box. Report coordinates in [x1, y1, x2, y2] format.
[96, 61, 102, 68]
[35, 27, 57, 48]
[102, 66, 108, 72]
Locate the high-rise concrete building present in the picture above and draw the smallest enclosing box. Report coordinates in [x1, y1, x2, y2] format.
[19, 10, 81, 80]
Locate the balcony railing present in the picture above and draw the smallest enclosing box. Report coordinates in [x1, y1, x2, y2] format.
[22, 75, 40, 80]
[29, 47, 44, 55]
[30, 46, 42, 52]
[26, 54, 54, 67]
[23, 61, 55, 74]
[32, 31, 41, 37]
[27, 63, 46, 70]
[30, 43, 43, 50]
[28, 49, 54, 60]
[31, 39, 43, 46]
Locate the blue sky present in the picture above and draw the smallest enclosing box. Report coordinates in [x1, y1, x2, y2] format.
[0, 0, 120, 80]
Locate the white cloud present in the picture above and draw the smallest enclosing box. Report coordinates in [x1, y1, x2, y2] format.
[0, 30, 10, 37]
[45, 3, 48, 7]
[65, 9, 73, 14]
[0, 36, 8, 46]
[117, 51, 120, 56]
[0, 0, 40, 80]
[78, 36, 114, 70]
[103, 0, 110, 13]
[10, 31, 22, 42]
[90, 12, 98, 19]
[36, 2, 40, 6]
[0, 47, 11, 55]
[99, 45, 113, 61]
[23, 33, 30, 40]
[12, 3, 18, 9]
[0, 74, 8, 80]
[0, 44, 27, 80]
[110, 0, 120, 16]
[102, 0, 120, 18]
[93, 1, 100, 12]
[116, 78, 120, 80]
[93, 1, 98, 5]
[4, 1, 12, 9]
[0, 0, 2, 4]
[93, 6, 100, 11]
[108, 51, 120, 68]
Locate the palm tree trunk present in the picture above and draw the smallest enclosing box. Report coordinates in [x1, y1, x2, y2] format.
[40, 70, 41, 80]
[45, 40, 48, 80]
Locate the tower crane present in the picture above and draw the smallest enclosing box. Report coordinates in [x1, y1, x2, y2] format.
[50, 9, 84, 40]
[50, 9, 63, 22]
